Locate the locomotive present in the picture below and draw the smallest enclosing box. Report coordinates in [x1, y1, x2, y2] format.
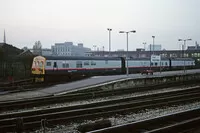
[31, 56, 195, 82]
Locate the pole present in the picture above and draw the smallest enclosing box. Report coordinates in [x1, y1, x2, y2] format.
[150, 44, 152, 70]
[119, 30, 136, 75]
[153, 37, 154, 55]
[178, 38, 192, 73]
[126, 32, 129, 76]
[152, 36, 155, 55]
[143, 42, 146, 51]
[103, 46, 104, 56]
[109, 30, 111, 56]
[107, 28, 112, 56]
[183, 40, 186, 73]
[160, 55, 161, 73]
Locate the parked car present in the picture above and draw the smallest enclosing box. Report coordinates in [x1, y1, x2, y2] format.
[141, 70, 154, 75]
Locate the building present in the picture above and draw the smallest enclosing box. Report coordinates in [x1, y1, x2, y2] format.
[187, 41, 200, 50]
[42, 48, 52, 56]
[51, 42, 91, 56]
[147, 44, 162, 51]
[89, 43, 200, 66]
[32, 41, 42, 55]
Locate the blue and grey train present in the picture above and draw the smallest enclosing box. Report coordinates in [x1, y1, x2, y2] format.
[31, 56, 195, 82]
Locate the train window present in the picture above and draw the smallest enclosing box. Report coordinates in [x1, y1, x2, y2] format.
[84, 61, 89, 65]
[39, 62, 43, 67]
[165, 62, 168, 66]
[46, 62, 51, 66]
[105, 60, 108, 64]
[91, 61, 96, 65]
[76, 61, 82, 68]
[151, 63, 153, 66]
[62, 63, 69, 68]
[155, 62, 158, 66]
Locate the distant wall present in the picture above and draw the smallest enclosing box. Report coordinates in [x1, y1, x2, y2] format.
[69, 73, 200, 93]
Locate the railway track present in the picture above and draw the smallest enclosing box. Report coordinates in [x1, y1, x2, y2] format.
[0, 78, 33, 88]
[0, 86, 200, 132]
[0, 76, 90, 95]
[0, 81, 199, 112]
[88, 108, 200, 133]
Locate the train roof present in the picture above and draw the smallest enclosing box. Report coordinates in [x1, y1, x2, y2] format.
[43, 56, 122, 60]
[170, 58, 195, 61]
[36, 56, 194, 61]
[129, 57, 194, 61]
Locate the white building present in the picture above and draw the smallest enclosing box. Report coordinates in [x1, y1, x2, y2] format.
[147, 44, 162, 51]
[42, 48, 52, 56]
[51, 42, 91, 56]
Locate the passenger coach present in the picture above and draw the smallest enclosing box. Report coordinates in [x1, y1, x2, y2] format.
[32, 56, 125, 82]
[31, 56, 195, 82]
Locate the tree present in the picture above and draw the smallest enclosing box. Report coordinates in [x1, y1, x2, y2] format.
[33, 41, 42, 55]
[0, 48, 4, 59]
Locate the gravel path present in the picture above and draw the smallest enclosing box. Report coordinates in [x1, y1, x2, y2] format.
[2, 85, 198, 115]
[31, 101, 200, 133]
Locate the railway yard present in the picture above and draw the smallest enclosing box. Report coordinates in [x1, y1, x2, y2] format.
[1, 69, 200, 133]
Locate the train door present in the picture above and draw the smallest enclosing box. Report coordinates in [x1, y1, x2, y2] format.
[53, 61, 58, 71]
[169, 59, 172, 70]
[121, 57, 126, 74]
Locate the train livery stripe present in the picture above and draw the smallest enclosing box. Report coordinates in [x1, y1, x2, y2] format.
[43, 66, 169, 71]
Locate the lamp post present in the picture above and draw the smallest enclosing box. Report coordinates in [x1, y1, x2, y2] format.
[150, 36, 155, 70]
[152, 36, 155, 55]
[102, 46, 104, 56]
[107, 28, 112, 56]
[178, 38, 192, 73]
[143, 42, 146, 51]
[119, 30, 136, 76]
[150, 43, 152, 70]
[93, 45, 96, 51]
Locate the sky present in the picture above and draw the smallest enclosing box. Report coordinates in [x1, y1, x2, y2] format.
[0, 0, 200, 51]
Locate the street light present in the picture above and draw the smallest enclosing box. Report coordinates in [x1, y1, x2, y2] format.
[143, 42, 146, 51]
[107, 28, 112, 56]
[93, 45, 97, 51]
[178, 38, 192, 73]
[102, 46, 105, 56]
[152, 36, 155, 55]
[119, 30, 136, 76]
[150, 36, 155, 70]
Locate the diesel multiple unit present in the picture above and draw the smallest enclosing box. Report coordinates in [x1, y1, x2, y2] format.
[31, 56, 195, 82]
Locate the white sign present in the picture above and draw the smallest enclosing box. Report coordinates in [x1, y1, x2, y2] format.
[151, 55, 161, 62]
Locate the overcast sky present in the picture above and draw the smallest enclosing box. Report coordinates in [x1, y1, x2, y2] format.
[0, 0, 199, 51]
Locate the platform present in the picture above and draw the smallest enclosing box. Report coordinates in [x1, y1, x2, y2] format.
[0, 69, 200, 102]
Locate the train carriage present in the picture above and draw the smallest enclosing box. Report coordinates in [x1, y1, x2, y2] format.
[170, 58, 195, 70]
[44, 56, 125, 74]
[128, 58, 170, 73]
[31, 55, 195, 82]
[32, 56, 125, 82]
[31, 56, 45, 82]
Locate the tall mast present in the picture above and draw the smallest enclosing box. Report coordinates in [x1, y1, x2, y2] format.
[3, 29, 6, 43]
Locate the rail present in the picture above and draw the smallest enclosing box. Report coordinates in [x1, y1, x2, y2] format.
[0, 87, 200, 132]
